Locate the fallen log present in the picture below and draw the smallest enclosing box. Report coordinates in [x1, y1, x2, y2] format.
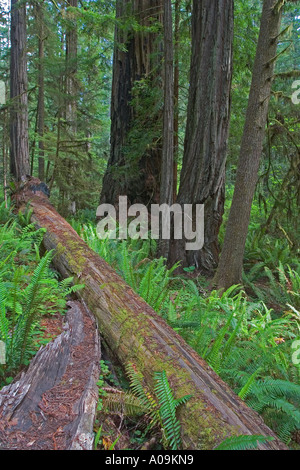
[14, 183, 288, 450]
[0, 301, 101, 450]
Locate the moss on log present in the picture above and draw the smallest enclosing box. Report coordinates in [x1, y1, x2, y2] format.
[15, 186, 288, 450]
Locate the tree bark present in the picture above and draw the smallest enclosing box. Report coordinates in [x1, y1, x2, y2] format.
[36, 0, 45, 181]
[173, 0, 180, 204]
[213, 0, 284, 290]
[10, 0, 30, 181]
[168, 0, 233, 274]
[13, 183, 288, 450]
[65, 0, 78, 134]
[100, 0, 163, 208]
[64, 0, 78, 214]
[157, 0, 174, 259]
[0, 301, 101, 450]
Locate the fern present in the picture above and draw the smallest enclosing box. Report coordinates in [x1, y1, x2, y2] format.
[125, 363, 191, 450]
[238, 368, 261, 400]
[16, 250, 54, 365]
[215, 434, 274, 450]
[125, 362, 158, 418]
[102, 388, 150, 417]
[154, 370, 192, 450]
[79, 221, 300, 447]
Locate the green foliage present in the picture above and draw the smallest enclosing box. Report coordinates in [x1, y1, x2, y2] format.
[74, 222, 179, 311]
[215, 434, 274, 451]
[0, 207, 83, 384]
[125, 363, 191, 450]
[153, 370, 192, 450]
[96, 361, 191, 450]
[80, 220, 300, 445]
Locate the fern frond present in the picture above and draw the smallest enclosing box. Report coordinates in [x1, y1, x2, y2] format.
[154, 370, 191, 450]
[215, 434, 274, 450]
[102, 388, 150, 416]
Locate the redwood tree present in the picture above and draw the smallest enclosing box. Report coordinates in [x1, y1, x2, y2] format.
[100, 0, 163, 208]
[168, 0, 234, 273]
[157, 0, 174, 259]
[36, 0, 45, 181]
[10, 0, 30, 180]
[213, 0, 285, 290]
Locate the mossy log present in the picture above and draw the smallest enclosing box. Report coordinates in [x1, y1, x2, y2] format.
[0, 301, 101, 450]
[15, 184, 288, 450]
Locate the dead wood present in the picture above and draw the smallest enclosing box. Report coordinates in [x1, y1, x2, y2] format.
[0, 301, 101, 450]
[11, 182, 289, 450]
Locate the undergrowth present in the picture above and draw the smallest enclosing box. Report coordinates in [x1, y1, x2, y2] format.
[71, 218, 300, 447]
[0, 200, 83, 385]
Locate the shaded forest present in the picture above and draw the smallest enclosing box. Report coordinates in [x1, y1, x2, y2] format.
[0, 0, 299, 452]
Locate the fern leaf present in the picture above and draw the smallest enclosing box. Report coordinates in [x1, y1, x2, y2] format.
[154, 370, 184, 450]
[215, 434, 274, 450]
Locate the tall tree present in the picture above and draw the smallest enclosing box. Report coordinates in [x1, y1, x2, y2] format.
[213, 0, 285, 290]
[100, 0, 163, 208]
[65, 0, 77, 134]
[62, 0, 78, 214]
[157, 0, 174, 258]
[173, 0, 180, 204]
[36, 0, 45, 181]
[168, 0, 234, 274]
[10, 0, 30, 180]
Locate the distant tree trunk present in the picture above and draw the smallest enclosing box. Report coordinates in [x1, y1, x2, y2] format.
[173, 0, 180, 204]
[65, 0, 77, 134]
[168, 0, 233, 274]
[65, 0, 78, 214]
[100, 0, 163, 208]
[10, 0, 30, 181]
[1, 83, 9, 206]
[213, 0, 284, 290]
[157, 0, 174, 259]
[37, 0, 45, 181]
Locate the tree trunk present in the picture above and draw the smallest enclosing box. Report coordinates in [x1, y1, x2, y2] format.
[100, 0, 163, 208]
[213, 0, 284, 290]
[37, 0, 45, 182]
[1, 82, 9, 206]
[168, 0, 233, 274]
[65, 0, 78, 135]
[64, 0, 78, 214]
[157, 0, 174, 259]
[10, 0, 30, 181]
[14, 182, 288, 450]
[173, 0, 180, 204]
[0, 301, 101, 450]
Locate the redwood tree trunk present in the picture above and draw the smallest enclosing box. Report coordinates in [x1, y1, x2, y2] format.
[64, 0, 78, 214]
[65, 0, 77, 135]
[168, 0, 233, 274]
[10, 0, 30, 180]
[213, 0, 284, 290]
[100, 0, 163, 208]
[173, 0, 180, 204]
[157, 0, 174, 259]
[37, 0, 45, 181]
